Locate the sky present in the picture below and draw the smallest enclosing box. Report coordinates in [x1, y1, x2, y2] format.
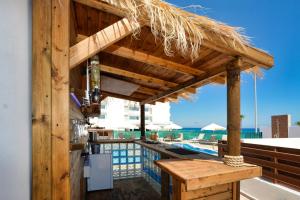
[166, 0, 300, 128]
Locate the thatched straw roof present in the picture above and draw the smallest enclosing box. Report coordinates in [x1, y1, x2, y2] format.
[101, 0, 249, 61]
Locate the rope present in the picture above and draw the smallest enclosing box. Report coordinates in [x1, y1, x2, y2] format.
[223, 155, 244, 167]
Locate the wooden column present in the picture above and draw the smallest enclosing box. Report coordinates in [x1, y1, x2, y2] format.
[140, 104, 145, 139]
[227, 59, 242, 200]
[51, 0, 70, 199]
[32, 0, 52, 199]
[32, 0, 70, 199]
[227, 60, 241, 156]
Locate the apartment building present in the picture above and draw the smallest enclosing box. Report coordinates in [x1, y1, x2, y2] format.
[90, 97, 176, 130]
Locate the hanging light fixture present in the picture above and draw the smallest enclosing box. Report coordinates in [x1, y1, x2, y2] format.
[90, 55, 101, 104]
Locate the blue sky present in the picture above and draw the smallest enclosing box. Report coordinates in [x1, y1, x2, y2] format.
[167, 0, 300, 128]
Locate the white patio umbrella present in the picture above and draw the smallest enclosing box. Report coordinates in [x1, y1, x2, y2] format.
[163, 123, 182, 130]
[146, 123, 161, 130]
[201, 123, 226, 131]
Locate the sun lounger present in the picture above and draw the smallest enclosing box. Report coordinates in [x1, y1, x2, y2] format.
[190, 133, 205, 143]
[199, 135, 218, 145]
[174, 133, 184, 142]
[221, 135, 227, 141]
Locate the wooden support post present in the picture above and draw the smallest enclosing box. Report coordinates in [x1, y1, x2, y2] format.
[227, 59, 242, 200]
[32, 0, 52, 199]
[51, 0, 70, 199]
[33, 0, 70, 199]
[161, 154, 170, 200]
[227, 60, 241, 156]
[140, 104, 145, 140]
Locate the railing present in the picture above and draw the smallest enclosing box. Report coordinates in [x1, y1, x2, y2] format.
[218, 141, 300, 191]
[113, 130, 262, 140]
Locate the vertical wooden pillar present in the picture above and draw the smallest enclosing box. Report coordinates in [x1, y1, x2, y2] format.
[227, 60, 241, 156]
[227, 59, 242, 200]
[32, 0, 52, 199]
[51, 0, 70, 199]
[140, 104, 145, 139]
[32, 0, 70, 199]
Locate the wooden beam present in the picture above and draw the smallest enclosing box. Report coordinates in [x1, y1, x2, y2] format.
[78, 0, 274, 68]
[141, 65, 226, 104]
[32, 0, 52, 199]
[69, 18, 140, 68]
[51, 0, 70, 199]
[100, 64, 178, 88]
[101, 91, 143, 102]
[104, 45, 204, 76]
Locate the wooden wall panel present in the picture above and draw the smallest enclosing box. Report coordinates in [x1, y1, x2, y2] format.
[70, 151, 84, 200]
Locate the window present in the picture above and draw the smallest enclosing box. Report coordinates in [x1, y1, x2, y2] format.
[99, 114, 106, 119]
[129, 116, 139, 120]
[129, 106, 139, 111]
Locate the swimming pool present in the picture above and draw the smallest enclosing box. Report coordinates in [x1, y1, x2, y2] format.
[172, 143, 218, 156]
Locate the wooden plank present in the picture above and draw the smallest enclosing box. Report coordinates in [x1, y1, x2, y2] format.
[104, 45, 204, 76]
[51, 0, 70, 199]
[185, 183, 231, 200]
[141, 65, 226, 104]
[102, 91, 144, 102]
[70, 18, 140, 68]
[172, 178, 186, 200]
[100, 64, 178, 88]
[227, 59, 242, 156]
[78, 0, 274, 68]
[32, 0, 52, 199]
[160, 154, 170, 200]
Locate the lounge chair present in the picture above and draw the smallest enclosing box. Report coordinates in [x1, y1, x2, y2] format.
[174, 133, 184, 142]
[163, 134, 172, 142]
[221, 135, 227, 141]
[190, 133, 205, 143]
[118, 133, 124, 139]
[199, 135, 218, 145]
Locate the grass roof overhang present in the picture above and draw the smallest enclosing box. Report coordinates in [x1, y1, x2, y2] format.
[70, 0, 274, 104]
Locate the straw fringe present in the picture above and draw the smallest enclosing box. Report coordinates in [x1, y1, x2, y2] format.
[101, 0, 249, 61]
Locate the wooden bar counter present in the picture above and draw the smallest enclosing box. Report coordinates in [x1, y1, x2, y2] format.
[155, 159, 261, 200]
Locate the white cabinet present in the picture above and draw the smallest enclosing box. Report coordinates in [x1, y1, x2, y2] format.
[87, 154, 113, 191]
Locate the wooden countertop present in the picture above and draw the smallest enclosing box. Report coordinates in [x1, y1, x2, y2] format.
[155, 159, 262, 191]
[135, 140, 217, 160]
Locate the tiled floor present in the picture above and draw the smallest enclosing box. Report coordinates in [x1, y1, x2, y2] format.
[86, 177, 160, 200]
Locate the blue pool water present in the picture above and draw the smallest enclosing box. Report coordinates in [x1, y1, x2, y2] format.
[172, 143, 218, 156]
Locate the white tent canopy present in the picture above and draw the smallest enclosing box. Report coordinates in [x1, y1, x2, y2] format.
[201, 123, 226, 131]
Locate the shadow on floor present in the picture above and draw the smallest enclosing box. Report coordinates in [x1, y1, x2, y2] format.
[87, 177, 160, 200]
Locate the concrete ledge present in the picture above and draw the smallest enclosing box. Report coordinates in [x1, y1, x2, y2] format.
[241, 178, 300, 200]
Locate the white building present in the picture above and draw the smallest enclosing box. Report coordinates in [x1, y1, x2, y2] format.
[89, 97, 179, 130]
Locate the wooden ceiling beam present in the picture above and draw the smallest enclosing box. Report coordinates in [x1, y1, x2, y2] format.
[104, 45, 204, 76]
[101, 91, 144, 103]
[76, 0, 273, 68]
[69, 17, 140, 68]
[141, 64, 227, 104]
[100, 64, 178, 88]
